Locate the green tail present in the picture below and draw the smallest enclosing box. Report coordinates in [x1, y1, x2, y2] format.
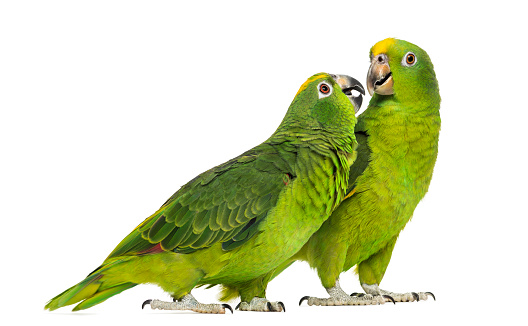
[45, 259, 137, 311]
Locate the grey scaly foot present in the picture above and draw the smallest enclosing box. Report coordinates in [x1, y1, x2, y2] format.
[142, 293, 233, 314]
[236, 297, 285, 312]
[299, 280, 394, 306]
[359, 283, 435, 302]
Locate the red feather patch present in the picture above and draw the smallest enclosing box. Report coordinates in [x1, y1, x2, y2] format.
[137, 243, 164, 255]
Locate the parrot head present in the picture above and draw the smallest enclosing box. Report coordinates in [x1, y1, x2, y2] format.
[366, 38, 439, 106]
[279, 73, 365, 134]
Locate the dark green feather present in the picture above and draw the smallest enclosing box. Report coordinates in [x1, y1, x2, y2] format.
[148, 216, 177, 243]
[346, 131, 371, 194]
[105, 145, 293, 258]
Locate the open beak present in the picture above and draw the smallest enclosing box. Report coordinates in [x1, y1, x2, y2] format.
[367, 53, 394, 96]
[331, 74, 365, 113]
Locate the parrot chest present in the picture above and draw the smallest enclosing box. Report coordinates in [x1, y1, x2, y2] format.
[343, 123, 439, 267]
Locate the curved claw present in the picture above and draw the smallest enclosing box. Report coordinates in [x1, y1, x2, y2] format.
[350, 292, 360, 297]
[278, 301, 286, 312]
[266, 302, 273, 311]
[383, 295, 395, 304]
[222, 304, 233, 314]
[142, 299, 152, 309]
[299, 296, 310, 306]
[426, 292, 436, 301]
[235, 302, 241, 310]
[412, 292, 419, 302]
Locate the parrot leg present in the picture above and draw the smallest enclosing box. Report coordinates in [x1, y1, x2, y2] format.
[299, 280, 394, 306]
[354, 236, 434, 302]
[358, 283, 435, 302]
[236, 297, 285, 312]
[230, 271, 285, 312]
[143, 293, 233, 314]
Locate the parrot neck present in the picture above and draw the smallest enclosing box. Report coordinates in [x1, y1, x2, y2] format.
[269, 126, 357, 210]
[272, 96, 357, 159]
[270, 126, 356, 163]
[358, 95, 440, 132]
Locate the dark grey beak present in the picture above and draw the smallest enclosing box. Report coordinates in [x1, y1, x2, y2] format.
[331, 74, 365, 114]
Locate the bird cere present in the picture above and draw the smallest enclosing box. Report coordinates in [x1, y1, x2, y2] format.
[46, 38, 439, 313]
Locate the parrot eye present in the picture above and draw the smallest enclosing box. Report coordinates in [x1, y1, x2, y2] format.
[402, 52, 417, 67]
[318, 81, 333, 99]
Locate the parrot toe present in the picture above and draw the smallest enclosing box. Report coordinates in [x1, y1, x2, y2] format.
[380, 291, 432, 302]
[222, 304, 233, 314]
[237, 297, 285, 312]
[299, 296, 309, 306]
[299, 294, 390, 306]
[300, 281, 394, 307]
[144, 293, 231, 314]
[360, 283, 436, 303]
[141, 299, 152, 309]
[266, 301, 286, 312]
[383, 295, 395, 304]
[349, 292, 395, 304]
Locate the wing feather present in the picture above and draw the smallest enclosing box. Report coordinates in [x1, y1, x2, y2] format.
[106, 144, 295, 259]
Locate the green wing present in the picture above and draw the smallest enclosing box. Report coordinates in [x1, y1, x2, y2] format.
[345, 130, 370, 195]
[106, 144, 295, 260]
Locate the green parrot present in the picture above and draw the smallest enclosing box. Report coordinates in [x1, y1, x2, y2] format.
[294, 38, 441, 306]
[44, 72, 365, 313]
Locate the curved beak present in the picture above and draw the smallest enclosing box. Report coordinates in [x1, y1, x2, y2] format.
[367, 54, 393, 96]
[331, 74, 365, 113]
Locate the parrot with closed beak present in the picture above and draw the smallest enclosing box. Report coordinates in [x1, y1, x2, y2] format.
[45, 72, 365, 313]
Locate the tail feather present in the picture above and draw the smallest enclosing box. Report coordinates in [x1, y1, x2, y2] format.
[72, 282, 136, 311]
[45, 259, 137, 311]
[45, 273, 103, 311]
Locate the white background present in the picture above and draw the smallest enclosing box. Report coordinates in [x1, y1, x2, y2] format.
[1, 1, 526, 325]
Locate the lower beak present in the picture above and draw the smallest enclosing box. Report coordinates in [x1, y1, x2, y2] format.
[331, 74, 365, 113]
[367, 54, 394, 96]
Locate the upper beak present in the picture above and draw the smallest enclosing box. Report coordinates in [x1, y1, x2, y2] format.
[367, 53, 394, 96]
[331, 74, 365, 114]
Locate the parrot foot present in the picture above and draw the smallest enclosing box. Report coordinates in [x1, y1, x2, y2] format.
[236, 297, 285, 312]
[360, 283, 435, 302]
[142, 293, 233, 314]
[299, 280, 393, 306]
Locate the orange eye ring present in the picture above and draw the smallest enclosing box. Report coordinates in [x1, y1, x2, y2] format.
[319, 83, 331, 94]
[406, 53, 416, 65]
